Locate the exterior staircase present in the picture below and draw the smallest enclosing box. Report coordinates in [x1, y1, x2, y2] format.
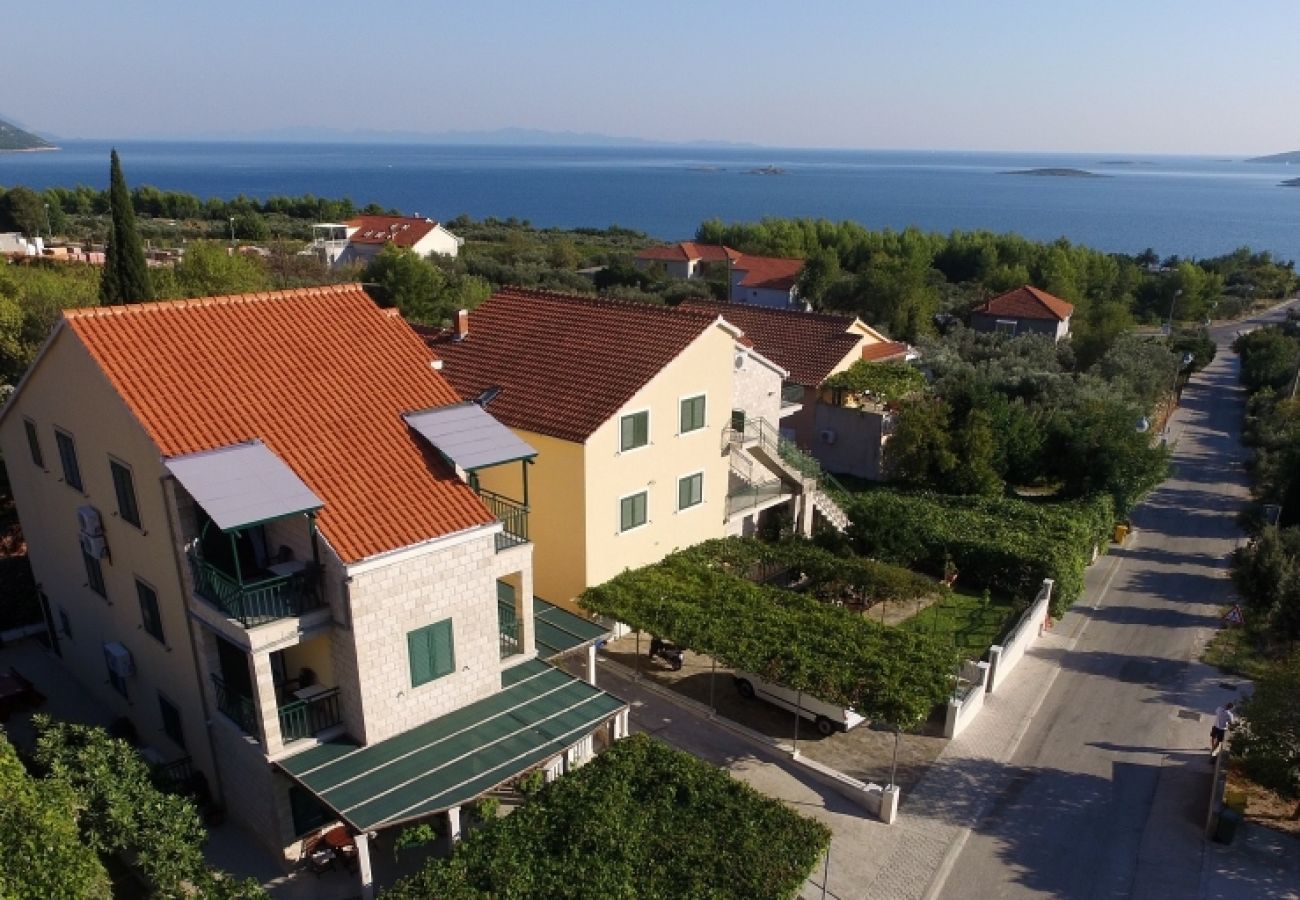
[729, 417, 853, 533]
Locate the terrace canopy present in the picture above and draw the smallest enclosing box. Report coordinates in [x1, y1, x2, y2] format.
[164, 440, 322, 531]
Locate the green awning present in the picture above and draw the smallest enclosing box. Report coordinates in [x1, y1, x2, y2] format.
[534, 597, 610, 659]
[276, 660, 625, 832]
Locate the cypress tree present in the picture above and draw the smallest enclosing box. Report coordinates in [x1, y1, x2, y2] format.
[99, 149, 154, 305]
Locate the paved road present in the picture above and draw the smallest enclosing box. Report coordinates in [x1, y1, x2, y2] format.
[930, 302, 1300, 900]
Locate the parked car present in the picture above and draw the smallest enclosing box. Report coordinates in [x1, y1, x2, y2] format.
[732, 671, 865, 736]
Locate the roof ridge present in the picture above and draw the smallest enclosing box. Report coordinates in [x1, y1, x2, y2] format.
[63, 283, 365, 319]
[681, 298, 852, 325]
[492, 286, 720, 321]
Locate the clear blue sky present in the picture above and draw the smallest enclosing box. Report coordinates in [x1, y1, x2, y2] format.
[5, 0, 1298, 153]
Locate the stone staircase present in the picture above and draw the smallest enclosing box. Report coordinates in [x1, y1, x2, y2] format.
[743, 418, 852, 533]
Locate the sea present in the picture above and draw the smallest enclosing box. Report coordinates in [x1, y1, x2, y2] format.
[2, 140, 1298, 262]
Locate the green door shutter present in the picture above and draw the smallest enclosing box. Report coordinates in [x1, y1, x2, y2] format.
[431, 620, 455, 679]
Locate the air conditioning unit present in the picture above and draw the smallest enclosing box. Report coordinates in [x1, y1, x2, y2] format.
[77, 505, 104, 536]
[820, 429, 837, 445]
[103, 642, 135, 678]
[734, 353, 746, 370]
[80, 532, 110, 559]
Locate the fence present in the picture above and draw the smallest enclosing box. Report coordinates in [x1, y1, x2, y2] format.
[943, 659, 991, 739]
[986, 579, 1054, 694]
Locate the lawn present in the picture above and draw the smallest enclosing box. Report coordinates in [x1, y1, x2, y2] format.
[1203, 621, 1281, 682]
[900, 589, 1017, 658]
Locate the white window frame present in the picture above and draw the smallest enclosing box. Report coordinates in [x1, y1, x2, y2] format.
[618, 488, 650, 533]
[618, 408, 652, 454]
[994, 319, 1018, 335]
[677, 393, 707, 435]
[676, 470, 705, 512]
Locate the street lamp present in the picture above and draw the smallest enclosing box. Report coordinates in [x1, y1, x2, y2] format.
[1163, 289, 1183, 336]
[228, 216, 236, 246]
[43, 203, 51, 240]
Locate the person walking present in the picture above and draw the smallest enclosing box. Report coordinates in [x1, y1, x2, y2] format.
[1210, 701, 1236, 755]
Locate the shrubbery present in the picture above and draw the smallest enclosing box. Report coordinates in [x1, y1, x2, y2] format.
[383, 734, 831, 900]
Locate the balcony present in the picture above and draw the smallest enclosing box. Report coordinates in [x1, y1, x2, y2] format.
[726, 480, 788, 517]
[211, 674, 259, 738]
[187, 551, 322, 628]
[478, 488, 529, 553]
[498, 599, 523, 660]
[278, 686, 343, 744]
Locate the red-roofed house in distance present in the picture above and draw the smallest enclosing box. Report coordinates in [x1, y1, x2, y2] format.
[681, 300, 912, 481]
[634, 241, 807, 309]
[310, 213, 463, 267]
[969, 285, 1075, 341]
[0, 285, 626, 894]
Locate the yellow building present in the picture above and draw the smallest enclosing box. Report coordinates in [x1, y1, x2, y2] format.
[430, 289, 844, 610]
[0, 285, 625, 897]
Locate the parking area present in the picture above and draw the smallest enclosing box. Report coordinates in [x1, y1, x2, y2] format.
[597, 633, 949, 794]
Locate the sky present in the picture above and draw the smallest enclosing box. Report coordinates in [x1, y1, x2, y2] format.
[3, 0, 1299, 154]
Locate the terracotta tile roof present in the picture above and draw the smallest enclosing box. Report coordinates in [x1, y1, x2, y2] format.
[344, 215, 439, 248]
[427, 288, 722, 443]
[861, 341, 910, 362]
[679, 300, 867, 387]
[64, 285, 494, 564]
[732, 254, 804, 291]
[974, 285, 1075, 322]
[635, 242, 741, 263]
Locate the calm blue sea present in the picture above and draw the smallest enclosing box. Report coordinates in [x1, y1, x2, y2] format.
[2, 140, 1298, 261]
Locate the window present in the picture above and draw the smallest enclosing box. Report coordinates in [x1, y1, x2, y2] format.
[137, 580, 164, 643]
[55, 430, 83, 491]
[111, 460, 141, 528]
[23, 419, 44, 468]
[106, 657, 128, 698]
[994, 319, 1017, 336]
[678, 473, 704, 510]
[619, 410, 649, 452]
[620, 491, 648, 532]
[83, 550, 106, 598]
[58, 607, 72, 639]
[730, 409, 746, 431]
[159, 694, 184, 748]
[407, 619, 455, 687]
[679, 395, 706, 434]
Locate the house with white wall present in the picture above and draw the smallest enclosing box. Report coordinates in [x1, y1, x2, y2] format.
[969, 285, 1074, 341]
[0, 284, 624, 898]
[310, 214, 463, 267]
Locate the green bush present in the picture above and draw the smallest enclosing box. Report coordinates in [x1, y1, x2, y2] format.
[382, 734, 830, 900]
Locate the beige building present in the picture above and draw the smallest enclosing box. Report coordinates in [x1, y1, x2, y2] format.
[0, 285, 624, 897]
[309, 213, 463, 267]
[428, 289, 846, 610]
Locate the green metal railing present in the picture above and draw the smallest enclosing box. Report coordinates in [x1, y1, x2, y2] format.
[780, 382, 805, 407]
[278, 687, 343, 744]
[211, 674, 259, 738]
[752, 417, 855, 511]
[498, 600, 523, 659]
[478, 489, 529, 552]
[187, 552, 319, 628]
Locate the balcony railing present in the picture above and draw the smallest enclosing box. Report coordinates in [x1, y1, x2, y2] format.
[278, 687, 343, 744]
[187, 551, 321, 628]
[780, 382, 804, 408]
[478, 488, 529, 552]
[726, 480, 787, 517]
[498, 600, 523, 659]
[211, 674, 259, 738]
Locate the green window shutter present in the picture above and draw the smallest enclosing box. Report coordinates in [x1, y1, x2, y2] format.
[678, 476, 691, 509]
[23, 420, 43, 468]
[56, 431, 82, 490]
[621, 491, 647, 530]
[83, 551, 106, 598]
[158, 694, 184, 748]
[680, 396, 705, 433]
[408, 628, 434, 686]
[431, 620, 455, 679]
[111, 461, 141, 528]
[620, 411, 649, 451]
[678, 474, 702, 510]
[137, 581, 163, 642]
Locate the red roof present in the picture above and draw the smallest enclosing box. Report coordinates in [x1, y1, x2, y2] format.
[679, 300, 869, 386]
[64, 285, 494, 563]
[861, 341, 909, 362]
[344, 215, 439, 248]
[635, 242, 741, 263]
[973, 285, 1074, 322]
[428, 288, 722, 442]
[732, 254, 804, 291]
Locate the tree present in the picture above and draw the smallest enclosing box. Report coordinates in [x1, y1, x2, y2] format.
[885, 397, 957, 486]
[1230, 526, 1300, 640]
[1236, 650, 1300, 807]
[362, 244, 449, 325]
[0, 736, 110, 898]
[0, 185, 46, 237]
[796, 246, 841, 306]
[153, 241, 272, 300]
[99, 149, 154, 304]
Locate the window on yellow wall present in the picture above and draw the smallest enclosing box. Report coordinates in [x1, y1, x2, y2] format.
[620, 491, 648, 531]
[679, 395, 706, 433]
[620, 411, 649, 451]
[678, 473, 704, 510]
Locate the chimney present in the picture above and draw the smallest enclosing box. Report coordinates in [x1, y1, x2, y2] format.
[454, 309, 469, 341]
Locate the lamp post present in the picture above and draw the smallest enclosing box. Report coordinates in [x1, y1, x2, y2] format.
[1163, 289, 1183, 336]
[228, 216, 236, 246]
[43, 203, 51, 240]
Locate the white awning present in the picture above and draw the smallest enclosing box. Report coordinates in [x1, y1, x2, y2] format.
[164, 440, 323, 532]
[404, 402, 536, 472]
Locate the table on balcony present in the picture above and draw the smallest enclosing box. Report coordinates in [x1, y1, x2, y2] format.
[268, 559, 307, 579]
[294, 683, 332, 702]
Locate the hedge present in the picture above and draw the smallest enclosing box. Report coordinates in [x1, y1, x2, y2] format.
[581, 542, 956, 728]
[844, 490, 1114, 617]
[382, 734, 831, 900]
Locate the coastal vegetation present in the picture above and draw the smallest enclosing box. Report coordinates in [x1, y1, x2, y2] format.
[0, 117, 54, 152]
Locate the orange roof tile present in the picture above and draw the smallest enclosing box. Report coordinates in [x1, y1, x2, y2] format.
[861, 341, 910, 362]
[732, 254, 804, 291]
[679, 300, 867, 386]
[344, 214, 439, 248]
[635, 242, 741, 263]
[64, 285, 494, 563]
[427, 288, 722, 442]
[974, 285, 1075, 322]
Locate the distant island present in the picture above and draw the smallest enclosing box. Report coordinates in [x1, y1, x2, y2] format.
[1281, 177, 1300, 187]
[1246, 150, 1300, 164]
[1098, 160, 1156, 167]
[744, 165, 788, 176]
[0, 117, 57, 152]
[1001, 168, 1106, 178]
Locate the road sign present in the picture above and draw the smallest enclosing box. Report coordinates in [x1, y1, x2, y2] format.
[1223, 605, 1245, 626]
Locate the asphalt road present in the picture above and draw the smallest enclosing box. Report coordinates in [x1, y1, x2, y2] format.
[932, 301, 1298, 900]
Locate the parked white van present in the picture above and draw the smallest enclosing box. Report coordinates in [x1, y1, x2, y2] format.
[733, 671, 866, 735]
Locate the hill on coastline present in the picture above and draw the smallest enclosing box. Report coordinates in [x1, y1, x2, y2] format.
[1245, 150, 1300, 164]
[0, 117, 56, 151]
